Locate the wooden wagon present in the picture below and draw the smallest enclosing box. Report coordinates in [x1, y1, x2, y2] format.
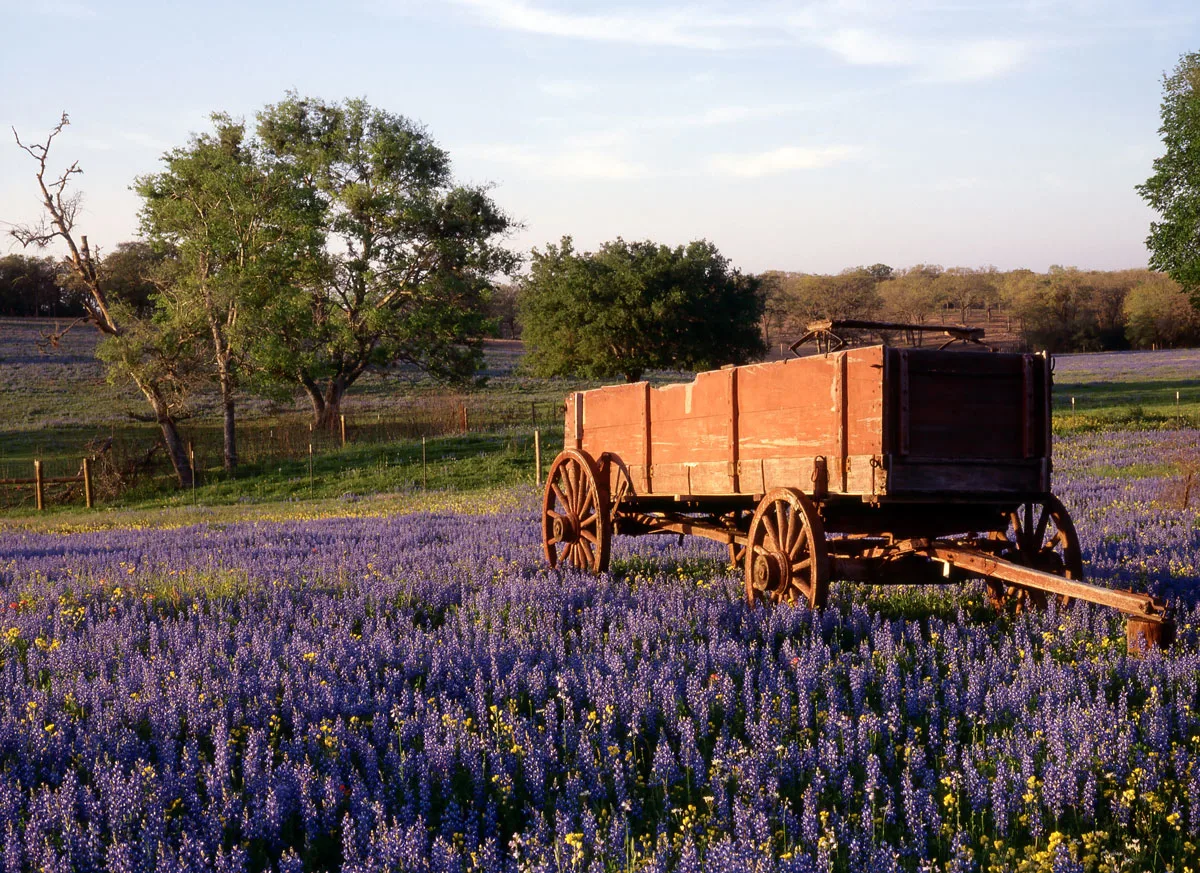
[540, 322, 1173, 651]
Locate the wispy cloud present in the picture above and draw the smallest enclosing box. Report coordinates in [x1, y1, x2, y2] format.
[440, 0, 1038, 81]
[820, 28, 1030, 82]
[706, 145, 861, 178]
[540, 91, 878, 142]
[459, 143, 648, 180]
[449, 0, 761, 50]
[934, 176, 981, 192]
[920, 38, 1032, 82]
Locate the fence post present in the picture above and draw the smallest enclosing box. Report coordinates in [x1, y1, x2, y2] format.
[460, 403, 468, 434]
[340, 414, 347, 447]
[534, 429, 542, 485]
[83, 457, 93, 509]
[34, 460, 44, 511]
[422, 436, 427, 491]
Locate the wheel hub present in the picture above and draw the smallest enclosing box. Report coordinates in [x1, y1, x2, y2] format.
[1032, 549, 1065, 576]
[752, 550, 790, 594]
[553, 513, 579, 544]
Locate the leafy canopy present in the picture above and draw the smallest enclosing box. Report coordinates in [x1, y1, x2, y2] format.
[1138, 51, 1200, 310]
[135, 114, 322, 364]
[253, 95, 517, 425]
[519, 237, 765, 383]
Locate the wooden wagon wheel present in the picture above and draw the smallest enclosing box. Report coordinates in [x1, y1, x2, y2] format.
[744, 488, 829, 608]
[985, 495, 1083, 611]
[542, 449, 611, 572]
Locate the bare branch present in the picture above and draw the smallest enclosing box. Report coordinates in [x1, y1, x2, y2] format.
[10, 113, 120, 336]
[32, 316, 89, 352]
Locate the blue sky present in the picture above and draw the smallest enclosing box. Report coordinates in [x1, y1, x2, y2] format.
[2, 0, 1198, 275]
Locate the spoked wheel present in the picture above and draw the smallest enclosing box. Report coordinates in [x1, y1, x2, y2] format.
[985, 494, 1083, 611]
[542, 449, 611, 572]
[744, 488, 829, 608]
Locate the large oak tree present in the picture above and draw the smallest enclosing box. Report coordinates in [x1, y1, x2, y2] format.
[254, 95, 517, 428]
[519, 237, 765, 383]
[136, 114, 321, 471]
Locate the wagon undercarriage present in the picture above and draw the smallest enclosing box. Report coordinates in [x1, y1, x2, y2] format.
[541, 449, 1173, 653]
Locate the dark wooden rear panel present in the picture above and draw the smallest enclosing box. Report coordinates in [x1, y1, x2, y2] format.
[571, 382, 651, 494]
[884, 348, 1050, 495]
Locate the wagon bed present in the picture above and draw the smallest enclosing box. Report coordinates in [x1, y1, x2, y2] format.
[565, 345, 1051, 502]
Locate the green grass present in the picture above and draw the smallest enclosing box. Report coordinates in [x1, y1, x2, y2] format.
[183, 430, 549, 504]
[1052, 378, 1200, 434]
[0, 428, 561, 522]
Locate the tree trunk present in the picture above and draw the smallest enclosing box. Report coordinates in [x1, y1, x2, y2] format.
[214, 354, 237, 473]
[159, 418, 194, 490]
[222, 395, 237, 474]
[300, 375, 326, 426]
[133, 376, 193, 488]
[315, 379, 348, 430]
[210, 315, 238, 473]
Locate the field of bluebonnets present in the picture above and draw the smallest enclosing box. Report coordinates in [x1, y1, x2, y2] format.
[0, 425, 1197, 873]
[2, 338, 1200, 873]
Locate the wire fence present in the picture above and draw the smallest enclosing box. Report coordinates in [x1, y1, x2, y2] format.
[0, 396, 567, 511]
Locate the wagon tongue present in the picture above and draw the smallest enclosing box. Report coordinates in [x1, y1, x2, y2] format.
[922, 542, 1173, 654]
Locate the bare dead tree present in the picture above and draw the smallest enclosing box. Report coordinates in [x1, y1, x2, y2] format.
[11, 113, 118, 343]
[10, 113, 194, 488]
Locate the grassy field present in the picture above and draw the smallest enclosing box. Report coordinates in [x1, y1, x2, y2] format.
[2, 315, 1197, 520]
[1052, 347, 1200, 432]
[0, 318, 584, 490]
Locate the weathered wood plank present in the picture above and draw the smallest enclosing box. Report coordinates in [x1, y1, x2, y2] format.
[886, 459, 1045, 493]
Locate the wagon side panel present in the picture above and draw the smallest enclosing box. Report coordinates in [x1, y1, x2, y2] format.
[572, 382, 652, 494]
[843, 347, 886, 493]
[648, 369, 734, 494]
[734, 348, 885, 496]
[735, 355, 834, 494]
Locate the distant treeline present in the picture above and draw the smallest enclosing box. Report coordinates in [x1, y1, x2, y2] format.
[7, 251, 1198, 353]
[483, 263, 1200, 352]
[758, 264, 1200, 352]
[0, 255, 83, 318]
[0, 245, 157, 319]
